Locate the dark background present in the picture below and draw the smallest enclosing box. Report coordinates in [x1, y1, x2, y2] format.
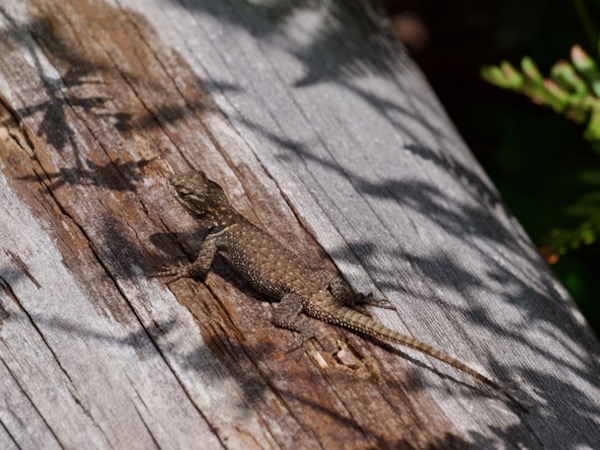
[377, 0, 600, 335]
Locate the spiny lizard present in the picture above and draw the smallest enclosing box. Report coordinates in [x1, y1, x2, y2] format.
[156, 170, 521, 408]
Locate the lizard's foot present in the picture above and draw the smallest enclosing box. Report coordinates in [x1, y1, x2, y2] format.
[327, 276, 395, 310]
[343, 292, 396, 311]
[357, 293, 396, 310]
[285, 327, 317, 354]
[151, 262, 194, 282]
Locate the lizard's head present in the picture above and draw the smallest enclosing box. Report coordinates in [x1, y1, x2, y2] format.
[168, 170, 234, 225]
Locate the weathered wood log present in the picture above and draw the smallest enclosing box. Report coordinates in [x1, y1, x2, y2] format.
[1, 0, 599, 448]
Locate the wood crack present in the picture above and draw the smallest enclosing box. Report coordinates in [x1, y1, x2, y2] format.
[0, 355, 64, 448]
[0, 93, 35, 153]
[5, 250, 41, 289]
[0, 413, 19, 448]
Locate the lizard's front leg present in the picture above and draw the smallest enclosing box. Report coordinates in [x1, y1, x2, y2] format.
[154, 233, 218, 281]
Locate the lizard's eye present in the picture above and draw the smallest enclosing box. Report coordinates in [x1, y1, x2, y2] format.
[178, 188, 191, 198]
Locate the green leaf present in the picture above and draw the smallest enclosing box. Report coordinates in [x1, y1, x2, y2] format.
[551, 60, 588, 97]
[584, 106, 600, 141]
[581, 228, 596, 244]
[521, 56, 543, 84]
[571, 45, 600, 97]
[500, 61, 524, 88]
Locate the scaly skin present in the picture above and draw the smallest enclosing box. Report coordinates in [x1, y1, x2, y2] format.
[156, 170, 522, 408]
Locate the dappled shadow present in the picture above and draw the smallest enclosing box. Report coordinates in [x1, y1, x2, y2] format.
[283, 140, 529, 256]
[96, 215, 157, 279]
[241, 124, 600, 444]
[174, 0, 402, 83]
[112, 101, 209, 132]
[144, 142, 598, 445]
[17, 157, 155, 191]
[1, 0, 598, 446]
[166, 0, 460, 148]
[149, 227, 522, 407]
[5, 310, 180, 362]
[0, 298, 483, 447]
[0, 12, 109, 158]
[404, 144, 505, 211]
[0, 3, 228, 191]
[409, 432, 477, 450]
[168, 0, 434, 146]
[153, 321, 487, 448]
[7, 83, 105, 153]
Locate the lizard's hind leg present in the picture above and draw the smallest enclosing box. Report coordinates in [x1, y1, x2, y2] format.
[327, 276, 396, 310]
[273, 294, 317, 351]
[353, 292, 396, 310]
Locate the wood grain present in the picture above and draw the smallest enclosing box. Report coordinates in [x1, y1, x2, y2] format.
[0, 0, 599, 448]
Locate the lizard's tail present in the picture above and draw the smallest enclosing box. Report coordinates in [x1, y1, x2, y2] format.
[310, 302, 525, 410]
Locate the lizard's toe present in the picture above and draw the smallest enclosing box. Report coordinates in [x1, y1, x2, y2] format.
[285, 328, 316, 354]
[151, 262, 190, 281]
[360, 293, 396, 310]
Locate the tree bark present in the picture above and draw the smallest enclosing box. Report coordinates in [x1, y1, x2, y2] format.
[0, 0, 599, 448]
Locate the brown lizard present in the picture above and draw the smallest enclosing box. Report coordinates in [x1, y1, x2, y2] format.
[156, 170, 522, 408]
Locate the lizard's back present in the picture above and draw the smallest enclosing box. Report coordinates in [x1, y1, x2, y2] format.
[217, 220, 323, 299]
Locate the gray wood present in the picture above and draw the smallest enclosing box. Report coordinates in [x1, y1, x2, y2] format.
[0, 0, 598, 448]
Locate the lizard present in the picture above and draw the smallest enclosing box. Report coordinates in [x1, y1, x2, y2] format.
[155, 169, 522, 408]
